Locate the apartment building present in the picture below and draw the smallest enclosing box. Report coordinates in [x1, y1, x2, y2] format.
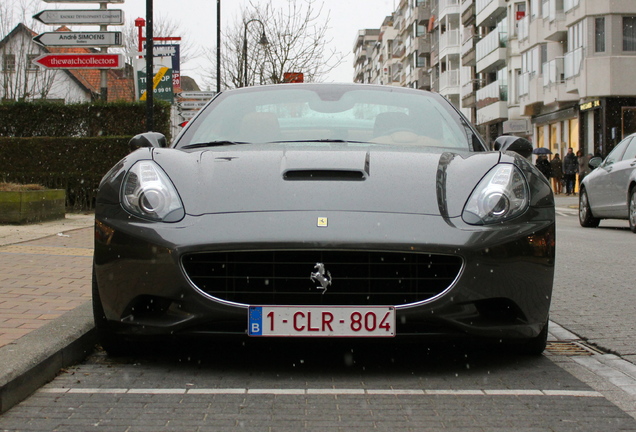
[518, 0, 636, 157]
[431, 0, 463, 110]
[355, 0, 636, 156]
[353, 0, 434, 90]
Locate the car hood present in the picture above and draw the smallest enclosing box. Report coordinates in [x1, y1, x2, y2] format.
[152, 144, 501, 218]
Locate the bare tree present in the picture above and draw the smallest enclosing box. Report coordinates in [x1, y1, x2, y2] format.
[205, 0, 344, 90]
[118, 14, 200, 67]
[1, 2, 58, 101]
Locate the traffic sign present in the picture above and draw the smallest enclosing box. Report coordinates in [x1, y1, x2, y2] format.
[33, 9, 124, 26]
[179, 111, 199, 120]
[33, 31, 122, 47]
[42, 0, 124, 3]
[32, 53, 124, 69]
[178, 100, 208, 109]
[178, 91, 216, 99]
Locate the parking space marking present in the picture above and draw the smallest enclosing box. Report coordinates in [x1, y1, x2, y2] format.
[0, 245, 93, 257]
[38, 387, 603, 397]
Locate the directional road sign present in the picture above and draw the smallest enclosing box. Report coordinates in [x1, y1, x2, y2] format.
[178, 100, 209, 109]
[179, 110, 199, 120]
[33, 9, 125, 26]
[42, 0, 124, 3]
[32, 53, 125, 69]
[33, 31, 122, 48]
[178, 91, 216, 99]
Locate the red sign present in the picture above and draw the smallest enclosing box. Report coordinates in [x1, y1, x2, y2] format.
[283, 72, 304, 83]
[516, 11, 526, 20]
[32, 53, 124, 69]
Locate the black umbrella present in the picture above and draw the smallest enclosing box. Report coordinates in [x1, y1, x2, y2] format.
[532, 147, 552, 155]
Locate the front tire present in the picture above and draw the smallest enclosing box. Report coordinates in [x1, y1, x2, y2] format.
[514, 320, 549, 356]
[92, 269, 132, 356]
[629, 187, 636, 233]
[579, 189, 600, 228]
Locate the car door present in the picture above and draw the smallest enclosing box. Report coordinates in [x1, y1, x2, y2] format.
[585, 136, 632, 216]
[603, 137, 636, 217]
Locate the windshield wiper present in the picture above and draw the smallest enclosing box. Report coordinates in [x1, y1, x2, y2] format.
[182, 140, 249, 149]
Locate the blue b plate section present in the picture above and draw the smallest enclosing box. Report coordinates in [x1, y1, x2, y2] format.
[248, 306, 263, 336]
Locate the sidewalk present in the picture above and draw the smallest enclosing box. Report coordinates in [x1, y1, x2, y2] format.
[0, 213, 95, 413]
[0, 196, 581, 413]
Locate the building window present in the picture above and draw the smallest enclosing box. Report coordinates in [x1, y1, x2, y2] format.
[595, 18, 605, 52]
[2, 54, 16, 71]
[567, 20, 586, 52]
[623, 16, 636, 51]
[26, 54, 39, 71]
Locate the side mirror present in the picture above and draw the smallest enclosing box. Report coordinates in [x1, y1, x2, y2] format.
[588, 156, 602, 170]
[494, 136, 533, 159]
[129, 132, 167, 152]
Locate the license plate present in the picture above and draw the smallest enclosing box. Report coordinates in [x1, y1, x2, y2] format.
[248, 306, 395, 337]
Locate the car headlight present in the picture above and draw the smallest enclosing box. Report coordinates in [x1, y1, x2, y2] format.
[121, 161, 185, 222]
[462, 164, 529, 225]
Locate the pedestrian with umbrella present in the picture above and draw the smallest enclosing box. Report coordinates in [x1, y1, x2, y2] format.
[534, 148, 552, 181]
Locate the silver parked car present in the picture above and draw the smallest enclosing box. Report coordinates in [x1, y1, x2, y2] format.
[579, 133, 636, 233]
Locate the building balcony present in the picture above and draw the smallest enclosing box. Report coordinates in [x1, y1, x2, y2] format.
[393, 44, 406, 59]
[518, 73, 543, 116]
[430, 49, 439, 67]
[439, 0, 460, 21]
[564, 47, 584, 80]
[439, 69, 460, 94]
[542, 58, 564, 88]
[543, 0, 566, 42]
[461, 0, 475, 25]
[439, 29, 460, 56]
[476, 80, 507, 109]
[476, 100, 507, 125]
[461, 35, 477, 66]
[517, 15, 529, 42]
[475, 0, 505, 27]
[461, 80, 477, 108]
[417, 68, 431, 90]
[564, 0, 579, 13]
[475, 27, 507, 73]
[416, 1, 433, 25]
[418, 37, 431, 54]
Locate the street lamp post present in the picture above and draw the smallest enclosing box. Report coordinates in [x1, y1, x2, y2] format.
[242, 19, 268, 87]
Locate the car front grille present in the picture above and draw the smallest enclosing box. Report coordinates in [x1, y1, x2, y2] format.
[182, 251, 462, 306]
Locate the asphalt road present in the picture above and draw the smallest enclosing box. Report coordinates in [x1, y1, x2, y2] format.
[550, 207, 636, 363]
[1, 206, 636, 431]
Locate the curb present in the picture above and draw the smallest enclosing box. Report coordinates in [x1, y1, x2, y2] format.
[0, 302, 96, 414]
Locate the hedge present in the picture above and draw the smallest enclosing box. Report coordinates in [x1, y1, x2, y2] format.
[0, 100, 171, 138]
[0, 100, 172, 210]
[0, 137, 131, 210]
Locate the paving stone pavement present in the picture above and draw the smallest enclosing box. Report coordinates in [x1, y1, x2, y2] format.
[0, 223, 93, 349]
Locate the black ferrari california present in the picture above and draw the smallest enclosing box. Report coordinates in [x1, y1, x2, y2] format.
[93, 84, 555, 355]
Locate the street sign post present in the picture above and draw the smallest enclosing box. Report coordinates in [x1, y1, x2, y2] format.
[33, 9, 125, 26]
[32, 53, 124, 69]
[33, 31, 123, 47]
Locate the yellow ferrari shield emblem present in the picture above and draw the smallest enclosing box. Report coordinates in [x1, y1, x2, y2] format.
[317, 217, 328, 227]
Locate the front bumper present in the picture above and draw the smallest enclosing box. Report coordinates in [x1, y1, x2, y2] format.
[94, 208, 555, 341]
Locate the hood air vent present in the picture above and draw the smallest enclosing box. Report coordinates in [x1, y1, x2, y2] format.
[283, 169, 366, 181]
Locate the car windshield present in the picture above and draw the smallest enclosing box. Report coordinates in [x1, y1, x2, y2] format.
[175, 85, 480, 151]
